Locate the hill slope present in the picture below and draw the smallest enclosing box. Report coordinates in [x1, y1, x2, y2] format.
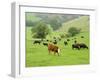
[58, 16, 89, 32]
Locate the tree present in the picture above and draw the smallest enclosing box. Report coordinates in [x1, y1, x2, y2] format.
[31, 21, 53, 39]
[68, 27, 81, 37]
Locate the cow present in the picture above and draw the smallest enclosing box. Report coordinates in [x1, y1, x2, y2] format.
[43, 42, 48, 46]
[72, 43, 88, 50]
[57, 37, 61, 41]
[46, 39, 49, 42]
[33, 40, 41, 44]
[53, 40, 57, 44]
[79, 43, 88, 49]
[58, 38, 61, 41]
[81, 36, 84, 38]
[72, 43, 80, 50]
[67, 39, 70, 41]
[74, 40, 77, 44]
[64, 41, 68, 45]
[48, 44, 60, 56]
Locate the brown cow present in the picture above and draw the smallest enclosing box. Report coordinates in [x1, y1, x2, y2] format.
[48, 44, 60, 56]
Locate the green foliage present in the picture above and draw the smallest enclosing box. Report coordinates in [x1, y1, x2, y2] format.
[60, 34, 66, 38]
[31, 21, 53, 39]
[68, 27, 81, 37]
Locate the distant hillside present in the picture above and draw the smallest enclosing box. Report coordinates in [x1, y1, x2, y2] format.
[26, 13, 42, 22]
[58, 16, 89, 32]
[26, 12, 81, 29]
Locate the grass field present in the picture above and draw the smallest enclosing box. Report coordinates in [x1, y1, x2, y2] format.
[26, 28, 89, 67]
[25, 15, 90, 67]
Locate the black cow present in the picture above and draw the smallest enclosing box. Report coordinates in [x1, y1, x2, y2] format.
[43, 42, 48, 46]
[33, 40, 41, 44]
[64, 41, 68, 45]
[67, 39, 70, 41]
[46, 39, 49, 42]
[53, 41, 57, 44]
[58, 37, 61, 41]
[74, 40, 77, 44]
[72, 43, 88, 50]
[72, 44, 80, 50]
[79, 43, 88, 49]
[81, 36, 84, 38]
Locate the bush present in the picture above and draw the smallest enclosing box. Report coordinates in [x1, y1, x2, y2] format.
[65, 33, 72, 37]
[60, 34, 67, 38]
[68, 27, 81, 37]
[31, 21, 53, 39]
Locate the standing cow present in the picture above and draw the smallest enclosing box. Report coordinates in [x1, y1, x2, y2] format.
[43, 42, 48, 46]
[48, 44, 60, 56]
[79, 43, 88, 49]
[33, 40, 41, 44]
[72, 43, 88, 50]
[72, 43, 80, 50]
[64, 41, 68, 45]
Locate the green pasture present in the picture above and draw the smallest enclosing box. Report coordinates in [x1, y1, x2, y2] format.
[26, 27, 89, 67]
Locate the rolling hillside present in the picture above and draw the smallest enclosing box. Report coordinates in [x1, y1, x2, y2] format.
[58, 16, 89, 32]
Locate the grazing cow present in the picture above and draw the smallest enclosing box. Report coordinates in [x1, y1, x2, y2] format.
[33, 40, 41, 44]
[48, 44, 60, 56]
[74, 40, 77, 44]
[67, 39, 70, 41]
[79, 43, 88, 49]
[72, 43, 88, 50]
[58, 37, 61, 41]
[46, 39, 49, 42]
[50, 40, 52, 42]
[59, 38, 61, 41]
[81, 36, 84, 38]
[64, 41, 68, 45]
[43, 42, 48, 46]
[72, 44, 80, 50]
[53, 40, 57, 44]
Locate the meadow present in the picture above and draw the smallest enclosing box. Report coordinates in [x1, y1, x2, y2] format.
[25, 15, 90, 67]
[26, 30, 89, 67]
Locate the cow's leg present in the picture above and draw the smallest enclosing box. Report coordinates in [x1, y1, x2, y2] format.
[86, 46, 88, 49]
[48, 50, 51, 55]
[57, 49, 60, 56]
[57, 52, 60, 56]
[54, 52, 56, 56]
[78, 46, 80, 50]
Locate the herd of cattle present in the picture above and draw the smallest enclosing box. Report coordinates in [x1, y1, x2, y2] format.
[33, 36, 88, 56]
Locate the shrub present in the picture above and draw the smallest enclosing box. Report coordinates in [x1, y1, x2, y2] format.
[68, 27, 81, 37]
[31, 21, 53, 39]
